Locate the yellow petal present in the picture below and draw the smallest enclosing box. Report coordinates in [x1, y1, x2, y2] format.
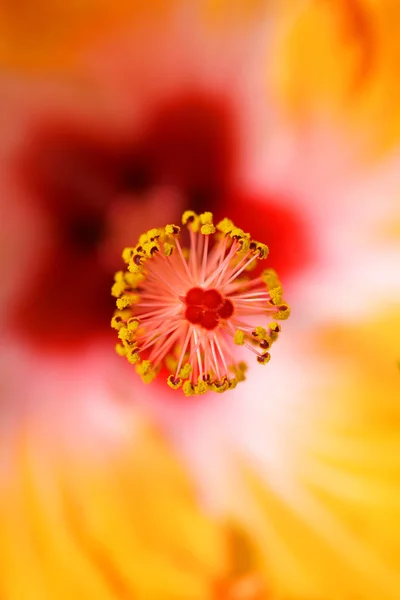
[0, 416, 228, 599]
[227, 311, 400, 599]
[272, 0, 400, 155]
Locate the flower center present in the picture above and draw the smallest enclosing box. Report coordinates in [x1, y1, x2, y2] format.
[184, 286, 234, 330]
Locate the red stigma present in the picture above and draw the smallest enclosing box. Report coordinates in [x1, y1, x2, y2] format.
[201, 310, 220, 330]
[217, 298, 234, 319]
[185, 305, 203, 324]
[203, 289, 223, 309]
[185, 287, 204, 306]
[184, 287, 233, 330]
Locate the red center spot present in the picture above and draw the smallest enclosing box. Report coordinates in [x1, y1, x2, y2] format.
[185, 287, 204, 306]
[203, 288, 223, 309]
[217, 298, 234, 319]
[184, 287, 234, 330]
[201, 310, 220, 330]
[185, 305, 203, 325]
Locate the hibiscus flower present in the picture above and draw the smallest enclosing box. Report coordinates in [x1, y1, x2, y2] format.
[1, 2, 400, 600]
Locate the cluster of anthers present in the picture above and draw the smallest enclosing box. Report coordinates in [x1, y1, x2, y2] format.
[111, 211, 290, 395]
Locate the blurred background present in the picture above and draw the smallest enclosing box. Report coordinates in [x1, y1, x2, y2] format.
[1, 1, 400, 599]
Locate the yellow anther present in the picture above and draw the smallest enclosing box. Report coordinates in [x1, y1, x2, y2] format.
[253, 326, 267, 340]
[215, 387, 228, 394]
[121, 247, 135, 263]
[179, 363, 192, 379]
[111, 281, 125, 298]
[230, 361, 248, 382]
[182, 381, 195, 396]
[200, 211, 213, 224]
[194, 379, 209, 395]
[115, 343, 127, 357]
[128, 252, 146, 273]
[234, 330, 245, 345]
[269, 286, 283, 305]
[167, 375, 182, 390]
[230, 227, 248, 240]
[124, 272, 144, 287]
[216, 217, 234, 234]
[262, 268, 281, 290]
[165, 224, 180, 235]
[237, 236, 250, 254]
[235, 370, 246, 383]
[268, 322, 281, 333]
[128, 262, 143, 274]
[182, 210, 200, 232]
[118, 327, 133, 343]
[270, 331, 279, 343]
[127, 348, 140, 364]
[274, 303, 291, 320]
[211, 378, 230, 393]
[127, 317, 140, 332]
[182, 210, 197, 224]
[118, 294, 140, 310]
[136, 360, 152, 376]
[114, 271, 125, 283]
[254, 242, 269, 259]
[138, 232, 149, 246]
[141, 370, 158, 384]
[200, 223, 216, 235]
[228, 378, 238, 390]
[257, 352, 271, 365]
[111, 315, 125, 331]
[253, 327, 272, 349]
[116, 295, 133, 310]
[143, 240, 160, 258]
[163, 242, 174, 256]
[146, 228, 161, 241]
